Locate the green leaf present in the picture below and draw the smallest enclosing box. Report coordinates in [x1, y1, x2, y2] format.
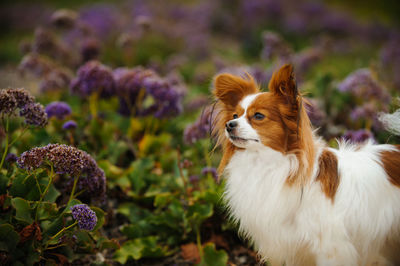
[198, 243, 228, 266]
[0, 224, 20, 252]
[91, 206, 105, 231]
[11, 197, 33, 224]
[154, 192, 173, 208]
[113, 236, 168, 264]
[0, 172, 9, 194]
[9, 171, 40, 201]
[43, 184, 61, 203]
[36, 202, 59, 221]
[99, 238, 120, 251]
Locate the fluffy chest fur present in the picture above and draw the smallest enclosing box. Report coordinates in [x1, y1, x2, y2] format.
[223, 143, 400, 266]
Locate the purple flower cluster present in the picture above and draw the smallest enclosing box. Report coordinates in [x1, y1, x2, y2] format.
[70, 60, 115, 98]
[45, 101, 71, 119]
[184, 106, 213, 145]
[338, 69, 390, 103]
[114, 67, 183, 118]
[341, 129, 375, 143]
[305, 98, 326, 127]
[379, 37, 400, 90]
[260, 31, 292, 62]
[62, 120, 77, 130]
[0, 88, 47, 127]
[18, 54, 73, 92]
[17, 144, 106, 201]
[70, 204, 97, 230]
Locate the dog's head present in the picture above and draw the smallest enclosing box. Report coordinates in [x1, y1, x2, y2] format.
[214, 64, 303, 151]
[213, 64, 315, 182]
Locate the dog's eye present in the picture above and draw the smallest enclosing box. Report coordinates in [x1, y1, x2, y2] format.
[254, 112, 265, 120]
[233, 114, 238, 119]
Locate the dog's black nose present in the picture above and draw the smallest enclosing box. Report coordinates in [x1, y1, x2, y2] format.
[226, 121, 237, 132]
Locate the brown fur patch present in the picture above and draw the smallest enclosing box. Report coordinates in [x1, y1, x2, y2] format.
[212, 73, 259, 175]
[214, 73, 259, 107]
[316, 149, 340, 201]
[380, 145, 400, 187]
[268, 64, 316, 186]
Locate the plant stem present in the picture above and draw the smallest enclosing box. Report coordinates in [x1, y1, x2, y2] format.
[0, 118, 9, 169]
[35, 164, 54, 221]
[9, 125, 29, 146]
[196, 225, 203, 261]
[67, 176, 79, 207]
[45, 221, 78, 249]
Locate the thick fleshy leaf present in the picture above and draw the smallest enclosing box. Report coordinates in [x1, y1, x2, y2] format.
[113, 236, 168, 264]
[11, 197, 33, 224]
[0, 224, 20, 252]
[198, 243, 228, 266]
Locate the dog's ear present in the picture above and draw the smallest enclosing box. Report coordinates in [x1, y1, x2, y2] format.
[269, 64, 298, 104]
[213, 73, 259, 107]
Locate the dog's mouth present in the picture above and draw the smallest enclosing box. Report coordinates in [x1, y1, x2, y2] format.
[229, 135, 259, 143]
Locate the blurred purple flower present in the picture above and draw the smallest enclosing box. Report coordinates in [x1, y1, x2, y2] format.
[342, 129, 375, 143]
[51, 9, 78, 28]
[81, 38, 100, 62]
[45, 101, 71, 119]
[71, 204, 97, 231]
[260, 31, 292, 61]
[39, 69, 72, 92]
[305, 98, 326, 127]
[78, 4, 120, 39]
[63, 120, 77, 130]
[184, 106, 213, 144]
[380, 37, 400, 90]
[338, 68, 390, 103]
[70, 60, 115, 98]
[350, 103, 376, 121]
[189, 175, 199, 184]
[5, 153, 18, 163]
[114, 67, 183, 118]
[201, 167, 218, 181]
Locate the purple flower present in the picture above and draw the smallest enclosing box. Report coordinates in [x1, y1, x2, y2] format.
[305, 98, 326, 127]
[80, 38, 100, 62]
[379, 37, 400, 91]
[0, 90, 17, 114]
[62, 120, 77, 130]
[45, 101, 71, 119]
[260, 31, 292, 62]
[338, 69, 390, 103]
[342, 129, 375, 143]
[350, 103, 376, 121]
[70, 204, 97, 231]
[39, 69, 73, 92]
[70, 60, 115, 98]
[17, 144, 106, 201]
[19, 53, 54, 78]
[19, 102, 48, 127]
[184, 106, 213, 144]
[114, 67, 183, 118]
[5, 153, 18, 163]
[51, 9, 78, 28]
[201, 167, 218, 181]
[78, 4, 120, 39]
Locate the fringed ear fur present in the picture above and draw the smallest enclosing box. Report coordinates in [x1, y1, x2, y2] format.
[213, 73, 259, 107]
[268, 64, 298, 104]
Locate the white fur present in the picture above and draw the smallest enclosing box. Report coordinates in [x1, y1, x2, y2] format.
[223, 97, 400, 266]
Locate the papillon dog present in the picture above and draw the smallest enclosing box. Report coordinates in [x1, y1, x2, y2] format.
[212, 64, 400, 266]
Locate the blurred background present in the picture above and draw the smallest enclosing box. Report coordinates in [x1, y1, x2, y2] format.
[1, 0, 400, 265]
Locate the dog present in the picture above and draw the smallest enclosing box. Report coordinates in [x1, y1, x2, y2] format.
[212, 64, 400, 266]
